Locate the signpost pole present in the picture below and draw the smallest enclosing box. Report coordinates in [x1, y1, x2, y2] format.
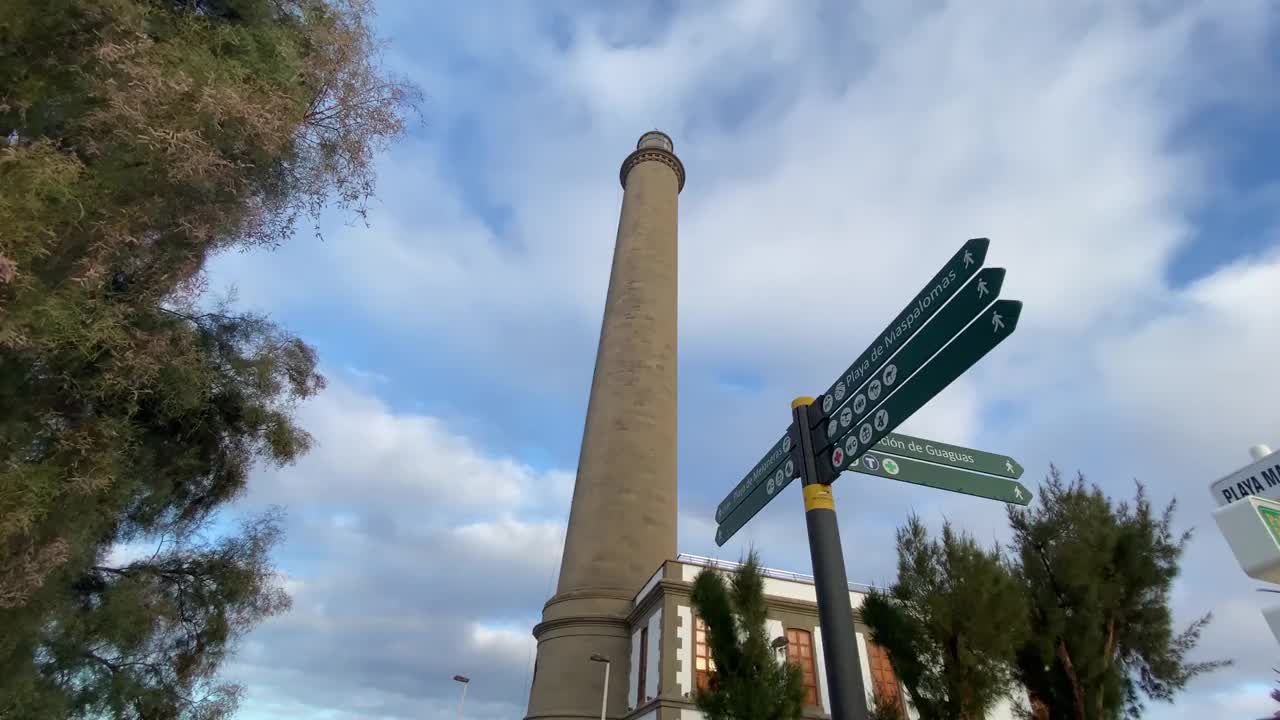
[792, 396, 869, 720]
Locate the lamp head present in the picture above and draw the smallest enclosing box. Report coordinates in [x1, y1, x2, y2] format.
[590, 654, 610, 663]
[453, 675, 470, 684]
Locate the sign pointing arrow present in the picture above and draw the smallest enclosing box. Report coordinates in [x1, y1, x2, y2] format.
[872, 431, 1024, 479]
[809, 238, 991, 429]
[850, 451, 1032, 506]
[716, 459, 800, 546]
[811, 267, 1006, 453]
[821, 300, 1023, 482]
[715, 427, 799, 523]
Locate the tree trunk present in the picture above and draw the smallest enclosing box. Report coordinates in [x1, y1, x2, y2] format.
[1031, 696, 1050, 720]
[1055, 638, 1087, 720]
[1024, 685, 1050, 720]
[1098, 618, 1117, 719]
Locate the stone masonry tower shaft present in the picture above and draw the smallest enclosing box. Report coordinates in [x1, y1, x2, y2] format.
[524, 132, 683, 720]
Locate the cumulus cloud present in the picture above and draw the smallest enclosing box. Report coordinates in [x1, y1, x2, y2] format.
[225, 374, 571, 719]
[248, 378, 573, 522]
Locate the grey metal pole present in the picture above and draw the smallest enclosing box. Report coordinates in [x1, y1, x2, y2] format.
[792, 397, 870, 720]
[589, 654, 610, 720]
[453, 675, 469, 719]
[601, 661, 610, 720]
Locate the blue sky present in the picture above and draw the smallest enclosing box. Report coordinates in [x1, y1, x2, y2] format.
[199, 1, 1280, 718]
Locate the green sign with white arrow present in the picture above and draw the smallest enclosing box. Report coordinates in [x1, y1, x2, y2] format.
[715, 426, 800, 524]
[873, 431, 1024, 479]
[811, 238, 991, 429]
[716, 460, 799, 547]
[821, 299, 1023, 482]
[811, 267, 1006, 453]
[849, 450, 1032, 505]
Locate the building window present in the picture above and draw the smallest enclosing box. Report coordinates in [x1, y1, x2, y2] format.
[694, 616, 717, 691]
[786, 628, 819, 706]
[637, 626, 648, 705]
[865, 638, 904, 713]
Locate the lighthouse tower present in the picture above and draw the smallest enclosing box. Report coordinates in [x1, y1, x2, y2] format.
[524, 131, 684, 720]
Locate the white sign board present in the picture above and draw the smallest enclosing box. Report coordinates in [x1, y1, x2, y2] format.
[1209, 449, 1280, 507]
[1212, 496, 1280, 584]
[1264, 603, 1280, 649]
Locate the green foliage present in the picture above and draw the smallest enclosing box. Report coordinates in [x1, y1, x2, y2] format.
[689, 551, 806, 720]
[0, 0, 418, 716]
[5, 511, 289, 719]
[1008, 466, 1231, 720]
[861, 515, 1027, 720]
[1269, 667, 1280, 714]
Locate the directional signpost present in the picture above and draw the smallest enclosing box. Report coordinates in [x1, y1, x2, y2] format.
[818, 299, 1022, 483]
[872, 431, 1024, 479]
[847, 451, 1031, 505]
[711, 238, 1029, 720]
[810, 267, 1008, 455]
[716, 454, 800, 546]
[716, 427, 799, 524]
[809, 238, 991, 431]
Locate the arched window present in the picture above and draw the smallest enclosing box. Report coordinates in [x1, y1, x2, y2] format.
[866, 638, 905, 714]
[785, 628, 819, 706]
[637, 626, 648, 705]
[693, 616, 717, 691]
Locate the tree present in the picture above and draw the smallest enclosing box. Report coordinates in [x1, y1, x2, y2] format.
[7, 510, 290, 719]
[0, 0, 419, 716]
[861, 515, 1028, 720]
[1008, 466, 1230, 720]
[689, 551, 806, 720]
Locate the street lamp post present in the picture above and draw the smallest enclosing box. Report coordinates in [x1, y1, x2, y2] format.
[589, 654, 610, 720]
[453, 675, 470, 719]
[771, 635, 789, 663]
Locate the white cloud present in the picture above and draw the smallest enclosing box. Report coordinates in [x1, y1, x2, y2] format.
[1097, 250, 1280, 455]
[226, 376, 572, 719]
[102, 541, 157, 568]
[469, 622, 537, 664]
[1142, 682, 1275, 720]
[248, 376, 573, 523]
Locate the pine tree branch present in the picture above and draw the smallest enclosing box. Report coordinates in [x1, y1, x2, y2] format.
[154, 305, 241, 325]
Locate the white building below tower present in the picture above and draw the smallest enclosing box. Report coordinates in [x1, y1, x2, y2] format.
[574, 554, 1027, 720]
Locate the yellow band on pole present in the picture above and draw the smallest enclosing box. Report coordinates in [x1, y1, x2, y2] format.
[791, 396, 815, 409]
[803, 483, 835, 512]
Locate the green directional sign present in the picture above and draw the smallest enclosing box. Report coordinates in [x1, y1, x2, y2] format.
[874, 431, 1024, 479]
[715, 426, 799, 523]
[1259, 505, 1280, 548]
[811, 238, 990, 429]
[811, 267, 1005, 453]
[849, 450, 1032, 505]
[820, 300, 1023, 482]
[716, 463, 799, 546]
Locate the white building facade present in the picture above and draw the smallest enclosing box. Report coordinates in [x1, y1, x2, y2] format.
[610, 554, 1026, 720]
